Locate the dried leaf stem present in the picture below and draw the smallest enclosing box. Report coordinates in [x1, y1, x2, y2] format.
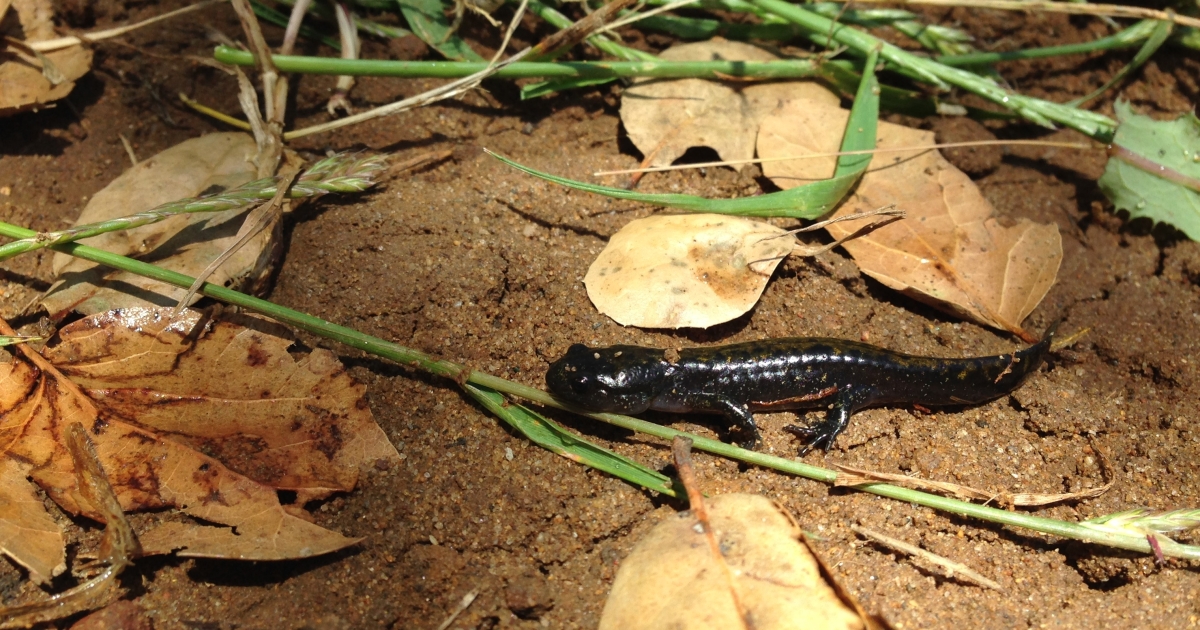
[2, 219, 1198, 562]
[850, 524, 1002, 590]
[26, 0, 221, 52]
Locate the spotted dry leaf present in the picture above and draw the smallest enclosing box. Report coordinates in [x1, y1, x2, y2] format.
[0, 307, 399, 574]
[758, 100, 1061, 338]
[585, 214, 795, 328]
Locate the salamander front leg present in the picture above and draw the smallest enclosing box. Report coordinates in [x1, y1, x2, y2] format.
[783, 390, 861, 455]
[676, 393, 761, 449]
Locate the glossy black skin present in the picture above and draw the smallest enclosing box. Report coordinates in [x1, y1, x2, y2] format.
[546, 324, 1057, 452]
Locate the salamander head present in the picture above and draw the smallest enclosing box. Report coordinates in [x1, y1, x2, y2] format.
[546, 344, 670, 413]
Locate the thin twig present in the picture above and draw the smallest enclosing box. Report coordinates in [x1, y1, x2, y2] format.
[179, 91, 253, 131]
[27, 0, 221, 52]
[434, 589, 480, 630]
[491, 0, 530, 64]
[851, 524, 1003, 590]
[118, 134, 139, 166]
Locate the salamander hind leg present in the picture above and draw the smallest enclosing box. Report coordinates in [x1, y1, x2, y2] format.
[783, 389, 863, 455]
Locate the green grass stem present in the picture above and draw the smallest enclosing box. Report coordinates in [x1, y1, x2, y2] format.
[937, 19, 1159, 66]
[750, 0, 1118, 141]
[0, 154, 385, 263]
[213, 46, 820, 79]
[0, 218, 1193, 559]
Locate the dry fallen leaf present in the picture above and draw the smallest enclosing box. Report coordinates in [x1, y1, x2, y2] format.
[598, 493, 863, 630]
[620, 39, 838, 170]
[585, 214, 795, 328]
[0, 0, 92, 116]
[41, 133, 278, 318]
[758, 101, 1062, 338]
[0, 307, 399, 576]
[0, 459, 64, 585]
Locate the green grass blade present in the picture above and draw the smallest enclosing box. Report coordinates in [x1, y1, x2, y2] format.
[487, 151, 860, 218]
[636, 14, 802, 40]
[0, 335, 42, 347]
[835, 46, 879, 177]
[819, 62, 939, 118]
[396, 0, 485, 61]
[463, 383, 677, 496]
[492, 46, 880, 219]
[1067, 20, 1171, 108]
[938, 19, 1157, 67]
[521, 77, 617, 99]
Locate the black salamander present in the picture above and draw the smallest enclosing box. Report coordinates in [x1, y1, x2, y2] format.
[546, 324, 1057, 453]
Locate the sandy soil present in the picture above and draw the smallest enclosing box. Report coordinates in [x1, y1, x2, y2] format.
[2, 1, 1200, 628]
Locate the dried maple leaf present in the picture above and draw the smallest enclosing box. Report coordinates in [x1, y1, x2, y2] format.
[620, 39, 838, 170]
[758, 101, 1061, 338]
[0, 307, 399, 577]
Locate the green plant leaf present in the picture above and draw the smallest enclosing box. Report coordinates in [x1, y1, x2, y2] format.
[521, 77, 617, 100]
[1098, 101, 1200, 240]
[486, 151, 861, 218]
[492, 46, 881, 219]
[834, 45, 879, 177]
[462, 383, 678, 496]
[395, 0, 485, 62]
[1067, 20, 1172, 108]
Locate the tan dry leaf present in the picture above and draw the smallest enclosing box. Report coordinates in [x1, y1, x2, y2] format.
[598, 493, 863, 630]
[0, 458, 64, 585]
[758, 101, 1061, 337]
[620, 39, 838, 170]
[0, 0, 92, 116]
[585, 214, 795, 328]
[41, 133, 277, 318]
[0, 307, 398, 566]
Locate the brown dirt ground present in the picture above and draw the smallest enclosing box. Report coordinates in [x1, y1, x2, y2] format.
[2, 1, 1200, 628]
